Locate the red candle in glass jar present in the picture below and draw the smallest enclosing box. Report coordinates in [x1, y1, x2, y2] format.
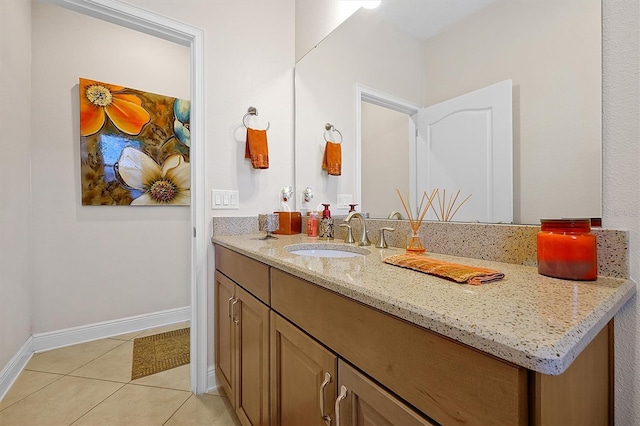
[537, 219, 597, 281]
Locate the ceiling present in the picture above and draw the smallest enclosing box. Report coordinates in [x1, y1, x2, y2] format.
[375, 0, 496, 41]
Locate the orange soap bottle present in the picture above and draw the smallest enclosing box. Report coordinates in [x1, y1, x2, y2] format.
[307, 212, 318, 237]
[537, 219, 597, 281]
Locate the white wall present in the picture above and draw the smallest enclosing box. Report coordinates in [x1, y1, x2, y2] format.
[122, 0, 296, 368]
[423, 0, 601, 225]
[30, 3, 191, 333]
[124, 0, 295, 218]
[0, 0, 32, 370]
[295, 0, 361, 62]
[603, 0, 640, 423]
[295, 7, 425, 215]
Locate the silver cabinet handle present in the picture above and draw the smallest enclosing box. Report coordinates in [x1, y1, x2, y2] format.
[227, 296, 234, 319]
[320, 372, 332, 425]
[231, 299, 239, 324]
[334, 385, 347, 426]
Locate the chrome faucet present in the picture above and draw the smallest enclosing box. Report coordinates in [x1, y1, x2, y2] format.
[387, 211, 402, 220]
[344, 212, 371, 246]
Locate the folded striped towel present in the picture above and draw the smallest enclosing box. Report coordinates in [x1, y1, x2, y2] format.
[383, 253, 504, 285]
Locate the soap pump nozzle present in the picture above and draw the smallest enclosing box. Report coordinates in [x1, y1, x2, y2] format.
[321, 203, 331, 218]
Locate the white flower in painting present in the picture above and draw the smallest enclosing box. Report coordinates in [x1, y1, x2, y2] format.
[117, 147, 190, 205]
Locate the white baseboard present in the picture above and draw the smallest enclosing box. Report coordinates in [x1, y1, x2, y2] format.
[31, 306, 191, 353]
[1, 307, 192, 401]
[207, 367, 219, 393]
[0, 336, 34, 403]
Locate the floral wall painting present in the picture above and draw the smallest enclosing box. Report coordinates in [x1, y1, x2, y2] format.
[79, 78, 190, 206]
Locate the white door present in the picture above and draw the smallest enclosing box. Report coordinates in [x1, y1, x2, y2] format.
[415, 79, 513, 223]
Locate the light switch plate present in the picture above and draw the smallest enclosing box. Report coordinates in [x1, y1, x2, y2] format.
[212, 189, 239, 209]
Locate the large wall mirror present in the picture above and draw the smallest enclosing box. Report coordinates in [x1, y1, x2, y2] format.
[294, 0, 601, 225]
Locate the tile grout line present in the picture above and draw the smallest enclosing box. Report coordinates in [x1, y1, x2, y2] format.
[25, 338, 130, 378]
[68, 382, 127, 426]
[162, 392, 194, 426]
[128, 380, 192, 392]
[66, 339, 135, 384]
[0, 373, 65, 413]
[70, 339, 129, 374]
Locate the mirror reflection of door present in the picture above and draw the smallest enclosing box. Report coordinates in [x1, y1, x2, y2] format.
[361, 80, 512, 223]
[417, 79, 513, 223]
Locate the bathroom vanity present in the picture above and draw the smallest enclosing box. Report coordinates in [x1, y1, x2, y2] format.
[212, 234, 634, 425]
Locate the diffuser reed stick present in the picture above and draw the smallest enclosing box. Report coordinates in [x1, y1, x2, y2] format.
[430, 189, 472, 222]
[396, 189, 438, 233]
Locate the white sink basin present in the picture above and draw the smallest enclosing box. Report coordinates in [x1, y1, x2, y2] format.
[285, 243, 370, 258]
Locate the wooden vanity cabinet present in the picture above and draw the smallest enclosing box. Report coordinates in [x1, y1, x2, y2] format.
[215, 246, 271, 426]
[270, 312, 337, 426]
[270, 268, 528, 426]
[215, 245, 612, 426]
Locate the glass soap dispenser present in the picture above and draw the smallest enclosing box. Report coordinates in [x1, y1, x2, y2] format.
[318, 204, 334, 239]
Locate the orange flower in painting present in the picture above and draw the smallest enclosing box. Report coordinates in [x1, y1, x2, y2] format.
[79, 78, 151, 136]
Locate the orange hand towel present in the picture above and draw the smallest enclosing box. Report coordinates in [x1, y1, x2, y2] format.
[244, 128, 269, 169]
[383, 253, 505, 285]
[322, 141, 341, 176]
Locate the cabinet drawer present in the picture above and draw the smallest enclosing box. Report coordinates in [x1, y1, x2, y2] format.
[271, 269, 528, 426]
[215, 245, 270, 304]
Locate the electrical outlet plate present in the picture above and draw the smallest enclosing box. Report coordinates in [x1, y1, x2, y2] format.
[211, 189, 239, 209]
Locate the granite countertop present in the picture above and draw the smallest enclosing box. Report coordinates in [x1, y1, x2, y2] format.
[212, 233, 636, 375]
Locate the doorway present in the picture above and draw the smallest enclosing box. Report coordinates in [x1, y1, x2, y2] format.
[46, 0, 207, 394]
[356, 85, 420, 216]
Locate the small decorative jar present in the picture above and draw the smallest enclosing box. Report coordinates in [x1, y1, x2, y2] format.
[406, 230, 425, 254]
[537, 219, 597, 281]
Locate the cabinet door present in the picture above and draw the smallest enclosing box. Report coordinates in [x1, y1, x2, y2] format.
[272, 269, 527, 425]
[215, 271, 235, 401]
[235, 285, 270, 426]
[336, 360, 435, 426]
[271, 312, 337, 426]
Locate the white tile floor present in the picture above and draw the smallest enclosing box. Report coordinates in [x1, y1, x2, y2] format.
[0, 322, 240, 426]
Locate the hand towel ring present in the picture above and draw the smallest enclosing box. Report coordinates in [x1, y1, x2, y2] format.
[243, 106, 270, 131]
[324, 123, 343, 143]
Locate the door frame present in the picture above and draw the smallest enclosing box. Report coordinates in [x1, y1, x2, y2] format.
[355, 84, 422, 210]
[48, 0, 208, 394]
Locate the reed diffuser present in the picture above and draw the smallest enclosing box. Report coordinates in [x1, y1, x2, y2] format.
[396, 189, 438, 254]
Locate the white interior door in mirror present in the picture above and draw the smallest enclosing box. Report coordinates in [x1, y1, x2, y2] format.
[416, 79, 512, 223]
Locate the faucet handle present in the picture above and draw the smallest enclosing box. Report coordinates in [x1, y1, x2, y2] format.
[376, 227, 395, 249]
[339, 224, 355, 243]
